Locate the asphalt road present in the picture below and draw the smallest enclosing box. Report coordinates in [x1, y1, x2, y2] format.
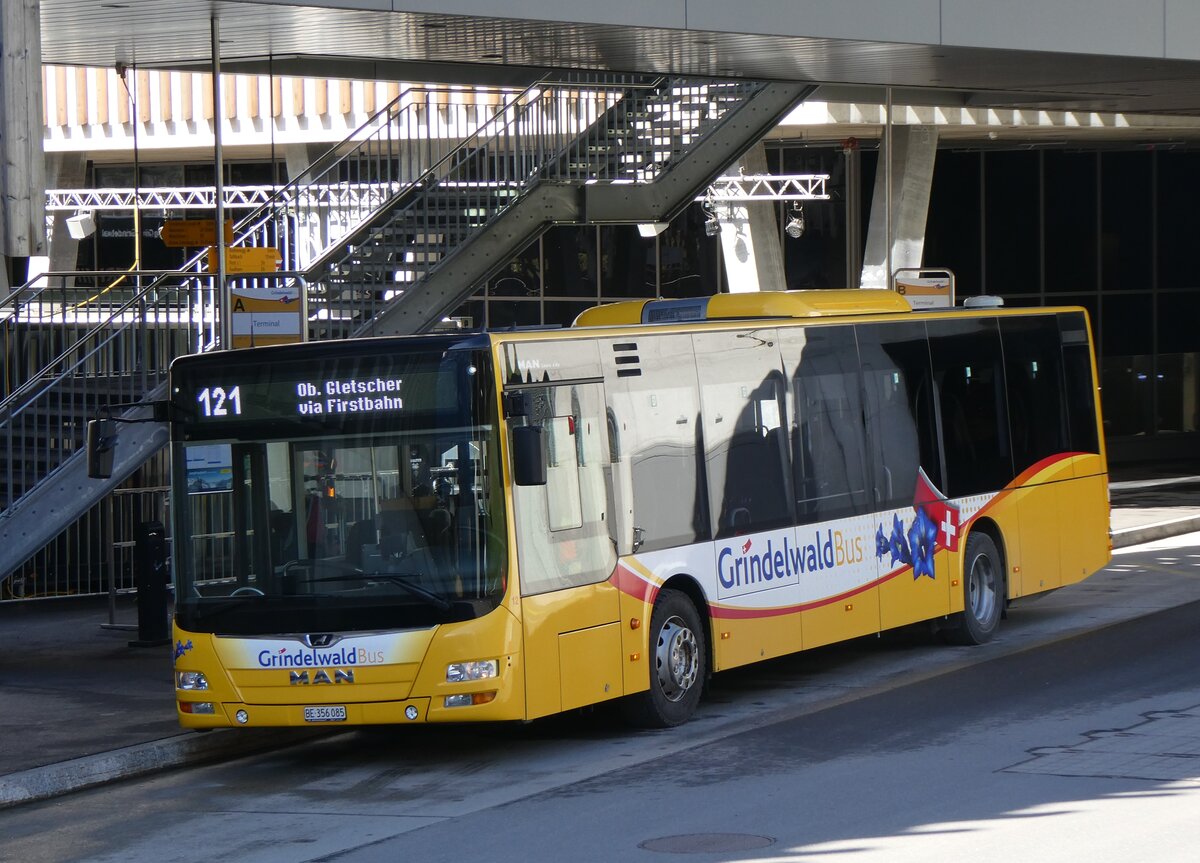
[2, 538, 1199, 863]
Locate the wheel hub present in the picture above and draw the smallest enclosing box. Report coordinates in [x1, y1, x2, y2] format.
[655, 616, 698, 702]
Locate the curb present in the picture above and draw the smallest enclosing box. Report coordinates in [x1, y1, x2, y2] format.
[1112, 514, 1200, 549]
[0, 727, 332, 810]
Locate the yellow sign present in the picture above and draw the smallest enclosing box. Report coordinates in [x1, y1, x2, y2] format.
[231, 285, 303, 349]
[206, 246, 282, 274]
[159, 219, 234, 248]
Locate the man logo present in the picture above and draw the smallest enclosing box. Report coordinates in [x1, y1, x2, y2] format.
[302, 633, 338, 648]
[290, 669, 355, 685]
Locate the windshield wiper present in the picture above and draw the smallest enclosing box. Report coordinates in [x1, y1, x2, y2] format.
[308, 572, 453, 611]
[187, 592, 267, 620]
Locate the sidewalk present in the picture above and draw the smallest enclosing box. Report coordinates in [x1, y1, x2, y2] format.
[1109, 467, 1200, 547]
[1, 471, 1198, 810]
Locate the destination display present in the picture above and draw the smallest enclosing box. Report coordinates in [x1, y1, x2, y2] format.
[171, 346, 488, 432]
[192, 376, 407, 420]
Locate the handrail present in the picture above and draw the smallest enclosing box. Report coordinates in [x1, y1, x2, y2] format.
[0, 84, 429, 312]
[1, 80, 552, 515]
[0, 269, 206, 416]
[1, 82, 531, 313]
[307, 77, 766, 336]
[298, 73, 663, 277]
[3, 74, 766, 518]
[1, 81, 540, 408]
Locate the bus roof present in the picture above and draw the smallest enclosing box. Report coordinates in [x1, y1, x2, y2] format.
[571, 289, 913, 327]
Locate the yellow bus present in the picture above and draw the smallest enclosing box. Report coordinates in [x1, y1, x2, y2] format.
[166, 289, 1109, 729]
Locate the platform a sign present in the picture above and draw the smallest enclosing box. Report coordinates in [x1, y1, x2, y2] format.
[231, 284, 303, 349]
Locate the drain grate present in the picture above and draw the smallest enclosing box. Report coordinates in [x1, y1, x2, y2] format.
[640, 833, 776, 854]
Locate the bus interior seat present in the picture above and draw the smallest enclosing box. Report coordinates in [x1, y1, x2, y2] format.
[375, 507, 436, 578]
[344, 518, 376, 568]
[269, 509, 298, 564]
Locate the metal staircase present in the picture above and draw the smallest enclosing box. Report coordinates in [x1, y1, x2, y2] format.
[307, 77, 812, 337]
[1, 73, 812, 588]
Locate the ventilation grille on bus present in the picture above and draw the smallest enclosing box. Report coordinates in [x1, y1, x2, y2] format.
[612, 342, 641, 377]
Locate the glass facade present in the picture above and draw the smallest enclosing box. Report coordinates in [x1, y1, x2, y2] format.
[78, 144, 1196, 456]
[923, 147, 1200, 452]
[461, 143, 1200, 456]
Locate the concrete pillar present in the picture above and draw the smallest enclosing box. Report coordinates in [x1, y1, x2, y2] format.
[284, 143, 327, 186]
[860, 125, 938, 290]
[45, 153, 89, 279]
[0, 0, 47, 301]
[718, 143, 786, 293]
[843, 141, 863, 288]
[285, 143, 329, 268]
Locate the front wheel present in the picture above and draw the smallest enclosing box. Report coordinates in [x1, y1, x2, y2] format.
[620, 589, 707, 728]
[943, 531, 1004, 645]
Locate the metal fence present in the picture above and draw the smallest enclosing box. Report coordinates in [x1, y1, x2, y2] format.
[2, 472, 169, 604]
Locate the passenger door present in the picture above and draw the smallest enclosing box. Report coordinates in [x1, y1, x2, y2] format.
[511, 381, 621, 718]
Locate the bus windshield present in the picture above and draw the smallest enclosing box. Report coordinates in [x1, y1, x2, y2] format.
[170, 342, 505, 635]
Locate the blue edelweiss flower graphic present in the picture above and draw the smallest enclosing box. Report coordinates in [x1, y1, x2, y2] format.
[173, 639, 194, 661]
[908, 505, 938, 580]
[889, 513, 911, 567]
[875, 523, 889, 560]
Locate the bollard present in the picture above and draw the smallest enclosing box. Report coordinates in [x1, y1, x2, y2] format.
[130, 520, 171, 647]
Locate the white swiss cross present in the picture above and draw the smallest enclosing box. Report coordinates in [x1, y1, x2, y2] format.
[941, 510, 958, 547]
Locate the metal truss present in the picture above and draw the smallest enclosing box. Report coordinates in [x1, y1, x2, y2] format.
[701, 173, 831, 202]
[44, 184, 403, 212]
[47, 173, 832, 215]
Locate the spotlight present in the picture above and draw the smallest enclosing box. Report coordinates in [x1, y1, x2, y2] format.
[66, 211, 96, 240]
[702, 202, 720, 237]
[784, 205, 805, 239]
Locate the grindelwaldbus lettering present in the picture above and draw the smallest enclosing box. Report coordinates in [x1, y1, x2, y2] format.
[717, 529, 867, 589]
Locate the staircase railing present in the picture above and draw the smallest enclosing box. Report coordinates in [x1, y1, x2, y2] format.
[0, 73, 776, 566]
[0, 83, 535, 518]
[308, 77, 766, 336]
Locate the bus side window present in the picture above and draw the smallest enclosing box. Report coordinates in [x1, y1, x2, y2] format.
[857, 321, 939, 510]
[929, 318, 1014, 497]
[605, 334, 710, 552]
[514, 383, 616, 595]
[1059, 312, 1101, 454]
[783, 325, 869, 525]
[1000, 315, 1070, 472]
[694, 330, 792, 539]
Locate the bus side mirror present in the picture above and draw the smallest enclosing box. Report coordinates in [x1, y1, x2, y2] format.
[512, 425, 546, 486]
[87, 418, 116, 479]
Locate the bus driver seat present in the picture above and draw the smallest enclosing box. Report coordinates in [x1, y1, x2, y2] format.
[378, 499, 437, 575]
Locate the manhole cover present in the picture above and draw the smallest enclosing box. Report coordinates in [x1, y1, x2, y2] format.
[640, 833, 776, 854]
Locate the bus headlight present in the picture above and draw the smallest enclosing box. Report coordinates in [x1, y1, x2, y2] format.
[446, 660, 498, 682]
[176, 671, 209, 691]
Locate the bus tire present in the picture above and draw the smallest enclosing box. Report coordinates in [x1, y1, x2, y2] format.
[621, 589, 706, 728]
[943, 531, 1004, 645]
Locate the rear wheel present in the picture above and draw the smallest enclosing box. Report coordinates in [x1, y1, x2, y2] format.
[943, 531, 1004, 645]
[621, 589, 707, 728]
